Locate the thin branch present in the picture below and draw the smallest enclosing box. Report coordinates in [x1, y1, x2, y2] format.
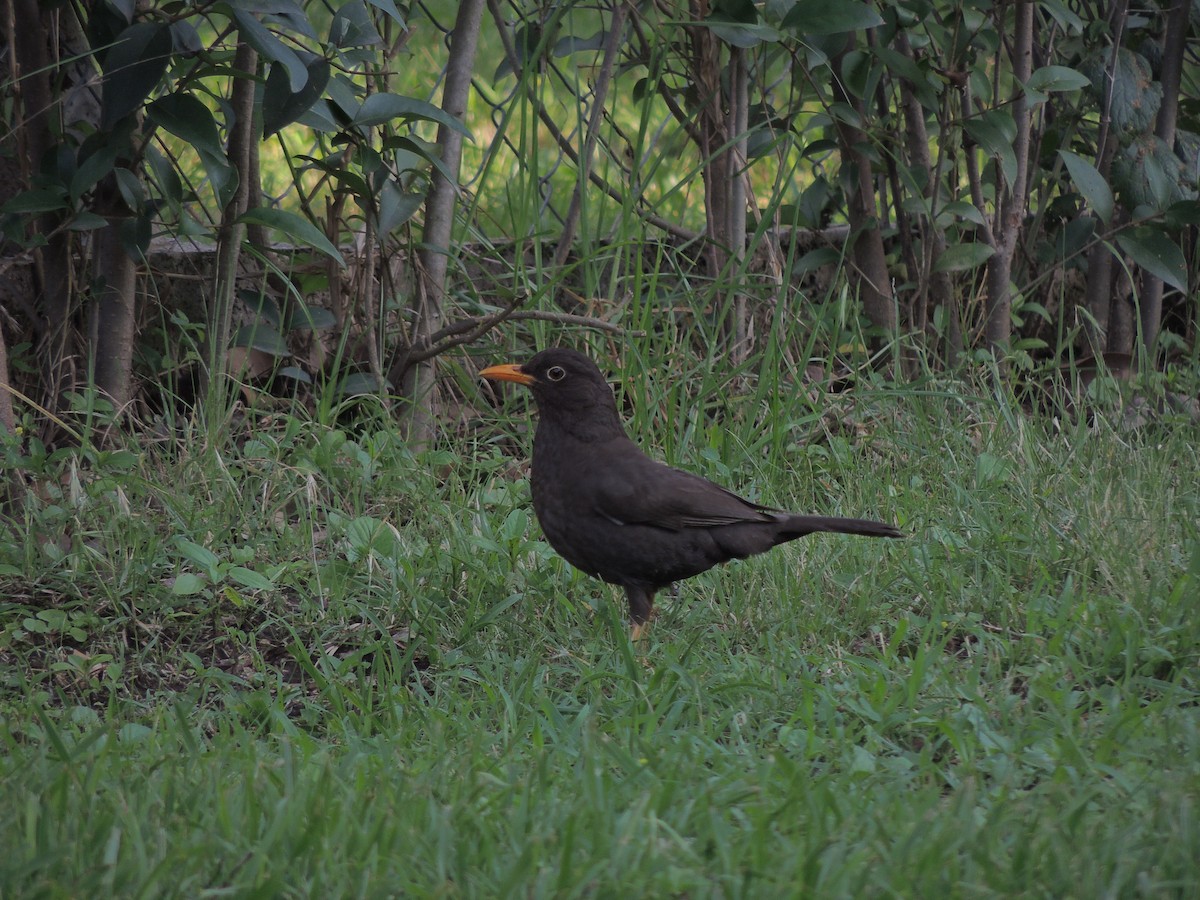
[483, 0, 698, 242]
[407, 297, 636, 365]
[554, 0, 629, 270]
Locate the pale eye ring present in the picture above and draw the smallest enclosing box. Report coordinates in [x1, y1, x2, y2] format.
[546, 366, 566, 382]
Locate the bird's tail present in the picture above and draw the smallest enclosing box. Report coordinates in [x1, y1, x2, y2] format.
[778, 514, 903, 540]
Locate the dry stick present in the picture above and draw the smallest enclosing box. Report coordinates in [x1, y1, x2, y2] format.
[407, 300, 632, 366]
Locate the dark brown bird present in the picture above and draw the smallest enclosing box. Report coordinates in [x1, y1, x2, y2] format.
[481, 348, 902, 639]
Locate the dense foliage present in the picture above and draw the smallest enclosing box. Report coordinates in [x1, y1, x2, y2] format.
[2, 0, 1198, 440]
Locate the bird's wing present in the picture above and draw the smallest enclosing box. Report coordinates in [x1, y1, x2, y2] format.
[590, 454, 778, 530]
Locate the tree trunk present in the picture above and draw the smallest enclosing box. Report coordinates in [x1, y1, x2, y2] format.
[1108, 274, 1136, 354]
[402, 0, 486, 448]
[10, 0, 76, 439]
[91, 223, 138, 411]
[895, 31, 960, 364]
[984, 0, 1033, 366]
[726, 46, 750, 364]
[0, 317, 14, 435]
[206, 41, 257, 416]
[1082, 0, 1130, 357]
[1138, 0, 1189, 363]
[831, 39, 896, 359]
[689, 0, 733, 291]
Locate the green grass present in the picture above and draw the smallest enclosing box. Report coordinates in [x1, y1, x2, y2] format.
[2, 362, 1199, 897]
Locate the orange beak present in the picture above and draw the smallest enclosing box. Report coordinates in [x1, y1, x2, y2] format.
[480, 362, 535, 386]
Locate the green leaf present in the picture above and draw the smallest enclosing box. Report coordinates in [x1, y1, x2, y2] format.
[1105, 49, 1162, 132]
[2, 188, 68, 214]
[872, 45, 939, 110]
[1112, 134, 1190, 213]
[146, 146, 182, 209]
[227, 566, 275, 591]
[387, 135, 454, 182]
[175, 537, 220, 580]
[119, 213, 152, 262]
[1164, 200, 1200, 227]
[1117, 227, 1188, 293]
[330, 0, 382, 48]
[840, 49, 877, 99]
[364, 0, 405, 27]
[353, 93, 472, 139]
[221, 585, 246, 607]
[100, 23, 173, 129]
[277, 365, 314, 383]
[118, 723, 154, 743]
[375, 182, 424, 234]
[1040, 0, 1084, 33]
[68, 212, 109, 231]
[231, 7, 308, 91]
[296, 99, 342, 133]
[939, 200, 986, 225]
[170, 19, 203, 54]
[781, 0, 883, 34]
[344, 516, 402, 560]
[172, 573, 207, 595]
[792, 247, 842, 276]
[240, 289, 282, 328]
[705, 20, 781, 47]
[1027, 65, 1090, 93]
[934, 242, 995, 273]
[146, 94, 234, 201]
[553, 31, 605, 56]
[146, 93, 224, 160]
[336, 372, 390, 397]
[237, 207, 344, 265]
[706, 1, 779, 47]
[71, 144, 120, 203]
[494, 24, 544, 80]
[964, 111, 1018, 185]
[262, 54, 331, 137]
[1059, 150, 1114, 224]
[232, 323, 290, 355]
[113, 167, 144, 212]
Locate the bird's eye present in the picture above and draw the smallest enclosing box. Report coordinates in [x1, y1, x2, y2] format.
[546, 366, 566, 382]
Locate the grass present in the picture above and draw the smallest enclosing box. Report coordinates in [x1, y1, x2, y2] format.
[2, 353, 1199, 897]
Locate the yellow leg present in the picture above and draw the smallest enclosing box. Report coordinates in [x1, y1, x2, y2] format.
[630, 621, 647, 642]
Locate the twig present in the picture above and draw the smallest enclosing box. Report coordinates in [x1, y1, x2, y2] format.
[407, 298, 638, 366]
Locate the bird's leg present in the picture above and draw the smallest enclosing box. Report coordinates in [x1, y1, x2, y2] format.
[625, 585, 656, 642]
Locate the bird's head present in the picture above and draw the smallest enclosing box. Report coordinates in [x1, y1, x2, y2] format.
[481, 348, 624, 437]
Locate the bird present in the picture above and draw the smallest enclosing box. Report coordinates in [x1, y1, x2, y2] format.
[480, 348, 902, 640]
